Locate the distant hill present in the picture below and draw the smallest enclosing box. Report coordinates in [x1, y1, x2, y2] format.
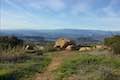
[0, 29, 120, 41]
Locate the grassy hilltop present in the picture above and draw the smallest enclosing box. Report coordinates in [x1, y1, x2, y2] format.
[0, 35, 120, 80]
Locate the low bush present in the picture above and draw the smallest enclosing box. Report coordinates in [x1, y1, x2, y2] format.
[0, 36, 23, 50]
[54, 54, 120, 80]
[104, 35, 120, 47]
[42, 42, 57, 52]
[111, 42, 120, 54]
[104, 35, 120, 54]
[0, 54, 52, 80]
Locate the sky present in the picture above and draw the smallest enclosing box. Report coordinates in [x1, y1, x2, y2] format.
[0, 0, 120, 31]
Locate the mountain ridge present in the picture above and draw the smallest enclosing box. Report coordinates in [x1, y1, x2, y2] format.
[0, 29, 120, 41]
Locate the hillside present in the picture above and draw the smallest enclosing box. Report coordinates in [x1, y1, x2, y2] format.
[1, 29, 120, 41]
[0, 35, 120, 80]
[35, 50, 120, 80]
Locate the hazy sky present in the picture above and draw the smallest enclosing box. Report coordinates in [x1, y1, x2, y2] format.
[0, 0, 120, 30]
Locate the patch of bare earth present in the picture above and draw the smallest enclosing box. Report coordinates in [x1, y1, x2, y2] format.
[34, 50, 111, 80]
[66, 74, 80, 80]
[34, 51, 74, 80]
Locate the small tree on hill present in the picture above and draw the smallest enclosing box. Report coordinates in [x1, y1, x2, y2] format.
[111, 42, 120, 54]
[104, 35, 120, 54]
[104, 35, 120, 46]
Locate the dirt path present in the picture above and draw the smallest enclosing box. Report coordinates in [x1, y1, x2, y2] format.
[35, 51, 73, 80]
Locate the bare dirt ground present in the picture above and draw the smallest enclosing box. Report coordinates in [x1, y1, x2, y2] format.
[34, 50, 111, 80]
[34, 51, 74, 80]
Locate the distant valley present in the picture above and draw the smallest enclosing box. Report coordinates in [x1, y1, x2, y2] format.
[0, 29, 120, 42]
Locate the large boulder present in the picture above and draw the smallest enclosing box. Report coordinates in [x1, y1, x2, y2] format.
[65, 45, 76, 51]
[79, 47, 92, 52]
[35, 45, 44, 51]
[79, 47, 86, 52]
[24, 45, 43, 55]
[25, 45, 34, 50]
[95, 45, 103, 49]
[54, 38, 75, 50]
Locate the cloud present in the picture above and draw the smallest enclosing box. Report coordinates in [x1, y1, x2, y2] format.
[10, 0, 65, 12]
[69, 0, 93, 16]
[3, 0, 36, 18]
[45, 0, 65, 11]
[3, 0, 120, 17]
[1, 0, 120, 30]
[102, 0, 120, 17]
[71, 2, 89, 15]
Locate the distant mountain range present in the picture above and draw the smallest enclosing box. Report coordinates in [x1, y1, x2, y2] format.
[0, 29, 120, 41]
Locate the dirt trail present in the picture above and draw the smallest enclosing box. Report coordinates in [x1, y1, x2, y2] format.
[35, 51, 73, 80]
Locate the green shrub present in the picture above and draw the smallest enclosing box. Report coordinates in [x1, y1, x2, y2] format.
[104, 35, 120, 54]
[0, 54, 52, 80]
[104, 35, 120, 46]
[0, 36, 23, 51]
[54, 54, 120, 80]
[42, 42, 57, 52]
[111, 42, 120, 54]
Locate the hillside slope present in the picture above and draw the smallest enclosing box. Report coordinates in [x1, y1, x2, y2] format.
[1, 29, 120, 41]
[34, 50, 120, 80]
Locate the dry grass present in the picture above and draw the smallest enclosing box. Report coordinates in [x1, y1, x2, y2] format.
[54, 51, 120, 80]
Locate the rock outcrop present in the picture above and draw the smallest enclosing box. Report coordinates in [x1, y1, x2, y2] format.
[65, 45, 76, 51]
[54, 38, 75, 50]
[79, 47, 92, 52]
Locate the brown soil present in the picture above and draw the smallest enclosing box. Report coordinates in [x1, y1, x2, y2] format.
[34, 51, 74, 80]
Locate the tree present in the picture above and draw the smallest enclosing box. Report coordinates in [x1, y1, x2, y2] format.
[111, 42, 120, 54]
[0, 36, 23, 50]
[104, 35, 120, 46]
[104, 35, 120, 54]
